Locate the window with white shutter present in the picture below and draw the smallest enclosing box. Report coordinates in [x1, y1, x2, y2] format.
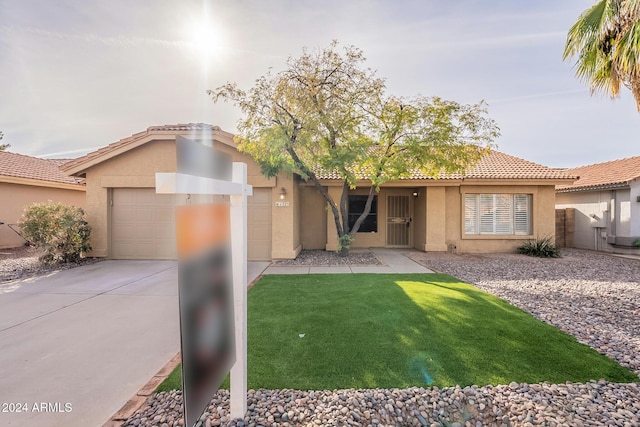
[464, 194, 532, 235]
[464, 195, 478, 234]
[514, 194, 532, 235]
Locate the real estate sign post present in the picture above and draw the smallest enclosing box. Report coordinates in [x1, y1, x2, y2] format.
[156, 137, 252, 426]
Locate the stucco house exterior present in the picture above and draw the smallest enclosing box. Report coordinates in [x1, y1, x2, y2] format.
[0, 151, 86, 248]
[556, 156, 640, 254]
[61, 123, 575, 261]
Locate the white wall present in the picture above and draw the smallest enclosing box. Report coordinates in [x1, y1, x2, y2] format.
[556, 187, 639, 254]
[616, 189, 631, 237]
[557, 191, 607, 250]
[631, 181, 640, 237]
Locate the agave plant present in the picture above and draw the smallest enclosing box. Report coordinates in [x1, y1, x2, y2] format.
[517, 236, 560, 258]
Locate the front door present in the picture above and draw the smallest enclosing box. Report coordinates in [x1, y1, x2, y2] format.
[386, 195, 411, 247]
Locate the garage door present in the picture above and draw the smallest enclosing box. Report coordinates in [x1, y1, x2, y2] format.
[247, 188, 272, 261]
[111, 188, 272, 261]
[111, 188, 178, 259]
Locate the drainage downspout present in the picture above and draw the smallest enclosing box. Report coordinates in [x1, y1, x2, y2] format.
[609, 191, 617, 246]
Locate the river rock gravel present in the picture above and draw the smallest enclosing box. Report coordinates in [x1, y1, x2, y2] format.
[123, 248, 640, 426]
[272, 250, 382, 266]
[0, 245, 100, 283]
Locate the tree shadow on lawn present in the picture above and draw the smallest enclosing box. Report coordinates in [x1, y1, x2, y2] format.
[247, 274, 637, 390]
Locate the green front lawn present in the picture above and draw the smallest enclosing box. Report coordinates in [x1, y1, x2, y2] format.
[157, 274, 637, 391]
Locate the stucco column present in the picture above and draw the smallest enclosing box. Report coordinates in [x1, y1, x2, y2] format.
[270, 175, 302, 259]
[425, 187, 448, 251]
[412, 187, 428, 251]
[89, 185, 109, 258]
[536, 186, 556, 242]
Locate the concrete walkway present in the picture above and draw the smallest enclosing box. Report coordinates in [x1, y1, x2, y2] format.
[260, 248, 433, 275]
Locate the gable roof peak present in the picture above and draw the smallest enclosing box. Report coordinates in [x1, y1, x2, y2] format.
[61, 123, 235, 175]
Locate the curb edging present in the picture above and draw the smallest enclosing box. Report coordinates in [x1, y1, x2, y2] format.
[102, 352, 181, 427]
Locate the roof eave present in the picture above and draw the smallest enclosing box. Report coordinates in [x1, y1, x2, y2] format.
[462, 177, 576, 185]
[0, 175, 86, 191]
[61, 133, 165, 176]
[310, 177, 572, 187]
[61, 127, 238, 176]
[556, 182, 631, 193]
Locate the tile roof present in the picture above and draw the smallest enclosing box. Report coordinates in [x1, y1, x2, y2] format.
[556, 155, 640, 192]
[0, 151, 85, 186]
[61, 123, 227, 173]
[315, 150, 576, 181]
[59, 122, 574, 183]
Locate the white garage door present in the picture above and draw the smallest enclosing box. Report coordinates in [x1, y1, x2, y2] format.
[111, 188, 272, 261]
[111, 189, 178, 260]
[248, 188, 272, 261]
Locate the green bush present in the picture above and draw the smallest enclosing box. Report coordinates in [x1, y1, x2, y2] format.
[517, 236, 560, 258]
[19, 202, 91, 264]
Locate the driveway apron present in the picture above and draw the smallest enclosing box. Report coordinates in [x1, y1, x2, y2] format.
[0, 260, 180, 427]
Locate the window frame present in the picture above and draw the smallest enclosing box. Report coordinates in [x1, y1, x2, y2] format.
[347, 195, 378, 233]
[464, 193, 533, 237]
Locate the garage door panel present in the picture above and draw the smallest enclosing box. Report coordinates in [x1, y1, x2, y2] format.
[112, 188, 271, 261]
[252, 189, 271, 203]
[155, 207, 174, 221]
[111, 189, 177, 260]
[250, 206, 270, 219]
[250, 228, 270, 241]
[154, 226, 174, 240]
[112, 225, 139, 241]
[136, 207, 154, 221]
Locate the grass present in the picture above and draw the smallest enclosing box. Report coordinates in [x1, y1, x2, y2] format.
[157, 273, 637, 392]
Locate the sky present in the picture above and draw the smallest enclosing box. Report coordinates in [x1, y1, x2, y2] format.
[1, 0, 639, 169]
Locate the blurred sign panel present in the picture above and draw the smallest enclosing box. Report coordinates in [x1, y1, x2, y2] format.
[176, 135, 232, 181]
[177, 203, 235, 427]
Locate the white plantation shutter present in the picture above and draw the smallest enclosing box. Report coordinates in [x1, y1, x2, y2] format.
[494, 194, 513, 234]
[514, 194, 532, 234]
[479, 194, 494, 233]
[465, 195, 478, 234]
[464, 194, 532, 235]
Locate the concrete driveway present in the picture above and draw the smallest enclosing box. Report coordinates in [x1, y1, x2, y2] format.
[0, 260, 180, 427]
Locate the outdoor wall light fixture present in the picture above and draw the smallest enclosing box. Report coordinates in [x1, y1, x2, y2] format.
[279, 187, 287, 199]
[412, 191, 419, 197]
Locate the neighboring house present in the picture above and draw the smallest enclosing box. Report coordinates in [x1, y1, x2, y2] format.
[556, 156, 640, 254]
[0, 151, 86, 248]
[61, 123, 575, 261]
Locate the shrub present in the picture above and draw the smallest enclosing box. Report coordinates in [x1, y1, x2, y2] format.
[517, 236, 560, 258]
[19, 202, 91, 264]
[337, 234, 354, 256]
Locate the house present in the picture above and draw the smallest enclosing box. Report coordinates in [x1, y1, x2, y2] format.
[556, 156, 640, 254]
[0, 151, 86, 248]
[61, 123, 575, 261]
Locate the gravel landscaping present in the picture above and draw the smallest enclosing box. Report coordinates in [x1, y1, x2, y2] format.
[0, 245, 100, 283]
[123, 248, 640, 427]
[272, 249, 382, 266]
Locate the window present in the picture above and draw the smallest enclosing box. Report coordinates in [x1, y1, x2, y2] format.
[348, 195, 378, 232]
[465, 194, 532, 235]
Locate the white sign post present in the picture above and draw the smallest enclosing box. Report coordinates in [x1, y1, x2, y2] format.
[156, 162, 252, 420]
